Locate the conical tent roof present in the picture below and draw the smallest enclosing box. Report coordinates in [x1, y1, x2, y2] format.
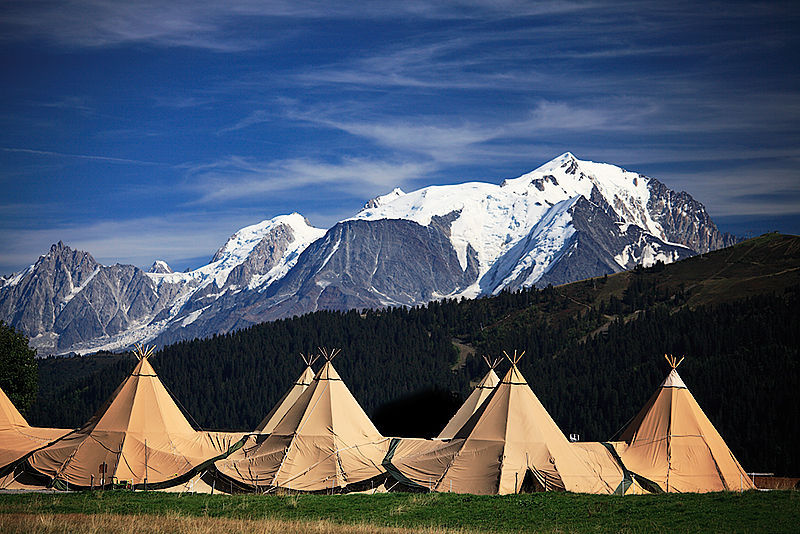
[0, 387, 68, 475]
[27, 350, 240, 488]
[385, 357, 623, 494]
[215, 358, 389, 491]
[0, 386, 29, 429]
[255, 365, 315, 434]
[613, 357, 755, 493]
[437, 362, 500, 440]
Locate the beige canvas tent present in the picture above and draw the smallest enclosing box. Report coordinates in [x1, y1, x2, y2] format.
[214, 349, 390, 492]
[26, 345, 243, 489]
[611, 355, 755, 493]
[0, 386, 70, 488]
[255, 355, 316, 434]
[437, 357, 500, 440]
[384, 352, 624, 494]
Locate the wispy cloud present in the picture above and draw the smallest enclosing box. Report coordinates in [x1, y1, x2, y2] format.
[290, 5, 799, 93]
[32, 96, 94, 113]
[0, 211, 265, 273]
[310, 119, 499, 164]
[281, 98, 644, 167]
[519, 101, 627, 131]
[656, 164, 800, 218]
[184, 155, 434, 204]
[2, 1, 252, 51]
[152, 95, 216, 108]
[218, 110, 273, 134]
[1, 147, 166, 166]
[0, 1, 601, 50]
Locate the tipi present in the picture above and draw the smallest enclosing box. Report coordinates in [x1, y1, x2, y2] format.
[0, 386, 69, 487]
[214, 349, 390, 492]
[437, 357, 500, 440]
[611, 355, 756, 493]
[384, 352, 624, 494]
[27, 345, 243, 489]
[255, 354, 316, 434]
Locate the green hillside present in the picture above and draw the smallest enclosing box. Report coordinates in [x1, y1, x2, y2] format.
[30, 233, 800, 475]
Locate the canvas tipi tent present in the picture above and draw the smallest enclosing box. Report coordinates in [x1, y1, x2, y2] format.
[255, 354, 316, 434]
[437, 357, 500, 440]
[214, 349, 390, 492]
[384, 352, 624, 494]
[26, 345, 243, 489]
[0, 386, 69, 488]
[611, 355, 755, 493]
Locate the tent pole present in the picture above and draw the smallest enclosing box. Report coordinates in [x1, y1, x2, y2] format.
[144, 439, 148, 491]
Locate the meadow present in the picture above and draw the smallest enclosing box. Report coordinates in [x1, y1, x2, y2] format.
[0, 490, 798, 533]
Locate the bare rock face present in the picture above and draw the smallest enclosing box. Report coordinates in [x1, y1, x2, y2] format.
[52, 263, 172, 350]
[534, 196, 693, 288]
[148, 260, 173, 274]
[0, 242, 179, 353]
[480, 195, 694, 293]
[262, 215, 479, 315]
[149, 216, 481, 347]
[647, 178, 738, 253]
[221, 224, 295, 290]
[0, 242, 99, 339]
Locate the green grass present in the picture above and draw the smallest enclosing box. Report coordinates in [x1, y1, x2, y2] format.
[1, 490, 798, 533]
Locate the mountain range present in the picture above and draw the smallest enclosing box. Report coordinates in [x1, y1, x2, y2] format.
[0, 153, 736, 355]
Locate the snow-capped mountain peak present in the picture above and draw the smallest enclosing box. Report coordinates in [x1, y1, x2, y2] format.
[504, 153, 663, 239]
[148, 260, 173, 274]
[350, 152, 724, 297]
[351, 154, 614, 286]
[1, 153, 735, 356]
[364, 187, 406, 209]
[144, 213, 321, 286]
[212, 213, 316, 265]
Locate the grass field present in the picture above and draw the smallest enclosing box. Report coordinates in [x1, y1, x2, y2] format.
[1, 490, 798, 533]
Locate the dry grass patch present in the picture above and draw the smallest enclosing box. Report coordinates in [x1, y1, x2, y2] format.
[0, 513, 467, 534]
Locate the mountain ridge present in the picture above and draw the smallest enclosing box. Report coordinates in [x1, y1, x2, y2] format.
[1, 153, 736, 355]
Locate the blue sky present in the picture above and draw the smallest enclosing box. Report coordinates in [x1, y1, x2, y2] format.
[1, 1, 798, 273]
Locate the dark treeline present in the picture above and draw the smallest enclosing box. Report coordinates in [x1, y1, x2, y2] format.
[30, 236, 800, 475]
[475, 291, 799, 476]
[31, 288, 543, 431]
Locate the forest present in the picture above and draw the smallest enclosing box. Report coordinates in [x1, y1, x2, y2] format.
[23, 233, 800, 476]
